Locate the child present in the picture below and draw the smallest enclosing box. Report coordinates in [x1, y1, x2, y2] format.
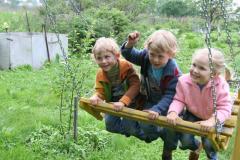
[121, 30, 181, 160]
[90, 37, 141, 137]
[167, 48, 232, 160]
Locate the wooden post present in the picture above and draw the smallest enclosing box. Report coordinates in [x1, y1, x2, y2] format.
[42, 24, 51, 62]
[73, 96, 78, 142]
[25, 10, 31, 32]
[231, 90, 240, 160]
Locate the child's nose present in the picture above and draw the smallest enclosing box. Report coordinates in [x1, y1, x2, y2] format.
[192, 67, 198, 73]
[102, 58, 107, 63]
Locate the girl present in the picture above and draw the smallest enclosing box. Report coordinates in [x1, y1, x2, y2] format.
[167, 48, 232, 160]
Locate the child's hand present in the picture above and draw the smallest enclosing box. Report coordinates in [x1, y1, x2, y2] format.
[112, 102, 125, 112]
[143, 110, 159, 120]
[196, 117, 216, 132]
[167, 112, 179, 125]
[125, 31, 140, 48]
[89, 95, 103, 105]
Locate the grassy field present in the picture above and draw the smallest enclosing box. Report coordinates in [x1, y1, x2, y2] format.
[0, 59, 236, 160]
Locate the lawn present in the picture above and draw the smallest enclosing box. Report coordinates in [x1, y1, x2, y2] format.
[0, 61, 235, 160]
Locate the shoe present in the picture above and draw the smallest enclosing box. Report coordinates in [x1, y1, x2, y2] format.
[144, 137, 153, 143]
[189, 143, 202, 160]
[189, 151, 199, 160]
[162, 149, 172, 160]
[125, 133, 130, 137]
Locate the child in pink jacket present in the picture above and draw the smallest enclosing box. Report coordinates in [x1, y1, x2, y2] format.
[167, 48, 232, 160]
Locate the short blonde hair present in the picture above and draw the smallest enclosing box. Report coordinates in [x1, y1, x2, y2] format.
[92, 37, 120, 56]
[193, 48, 225, 74]
[144, 30, 178, 57]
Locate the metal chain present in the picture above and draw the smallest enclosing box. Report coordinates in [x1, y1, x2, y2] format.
[201, 0, 221, 135]
[219, 0, 240, 105]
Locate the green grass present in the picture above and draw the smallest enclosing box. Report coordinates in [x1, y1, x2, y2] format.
[0, 60, 235, 160]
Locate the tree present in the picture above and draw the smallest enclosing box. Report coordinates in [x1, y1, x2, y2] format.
[159, 0, 199, 17]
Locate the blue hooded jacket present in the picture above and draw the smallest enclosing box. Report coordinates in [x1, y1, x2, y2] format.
[121, 43, 182, 115]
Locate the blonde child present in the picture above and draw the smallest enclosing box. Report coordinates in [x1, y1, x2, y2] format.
[121, 30, 182, 160]
[90, 37, 141, 137]
[167, 48, 232, 160]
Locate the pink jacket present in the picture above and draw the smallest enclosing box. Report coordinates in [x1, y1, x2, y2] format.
[168, 74, 232, 123]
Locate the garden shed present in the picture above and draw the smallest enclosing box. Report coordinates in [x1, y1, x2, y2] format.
[0, 32, 68, 69]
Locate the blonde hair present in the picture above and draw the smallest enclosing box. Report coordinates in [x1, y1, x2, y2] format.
[144, 30, 178, 57]
[92, 37, 120, 56]
[193, 48, 225, 74]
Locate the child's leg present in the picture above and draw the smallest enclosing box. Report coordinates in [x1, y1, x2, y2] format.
[201, 137, 218, 160]
[121, 118, 141, 136]
[180, 111, 203, 160]
[179, 133, 200, 151]
[139, 123, 163, 142]
[161, 128, 179, 160]
[104, 114, 123, 134]
[162, 128, 179, 150]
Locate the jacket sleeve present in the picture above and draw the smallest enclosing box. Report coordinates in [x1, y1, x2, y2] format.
[149, 75, 179, 115]
[119, 65, 140, 106]
[94, 72, 106, 100]
[216, 81, 232, 123]
[167, 79, 186, 115]
[120, 42, 146, 66]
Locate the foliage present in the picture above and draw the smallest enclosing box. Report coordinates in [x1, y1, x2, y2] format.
[93, 7, 130, 38]
[67, 15, 95, 56]
[25, 125, 109, 159]
[0, 11, 43, 32]
[159, 0, 199, 17]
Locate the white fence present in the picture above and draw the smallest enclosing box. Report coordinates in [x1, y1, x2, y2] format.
[0, 32, 68, 69]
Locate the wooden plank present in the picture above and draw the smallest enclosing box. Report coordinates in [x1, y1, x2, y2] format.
[224, 115, 237, 128]
[234, 99, 240, 105]
[232, 105, 239, 115]
[79, 101, 103, 120]
[80, 98, 233, 137]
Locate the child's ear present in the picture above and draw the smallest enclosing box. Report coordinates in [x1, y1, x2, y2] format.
[91, 54, 95, 61]
[115, 52, 120, 59]
[213, 71, 220, 77]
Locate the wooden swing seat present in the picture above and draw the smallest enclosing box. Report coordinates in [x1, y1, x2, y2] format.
[79, 97, 240, 151]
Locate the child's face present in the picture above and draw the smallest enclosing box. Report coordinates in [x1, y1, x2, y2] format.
[148, 48, 171, 68]
[190, 54, 211, 85]
[94, 51, 118, 72]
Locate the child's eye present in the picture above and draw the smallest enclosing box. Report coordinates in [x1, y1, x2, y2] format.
[199, 66, 206, 71]
[96, 57, 102, 61]
[104, 55, 110, 59]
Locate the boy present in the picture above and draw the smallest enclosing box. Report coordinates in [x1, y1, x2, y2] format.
[90, 37, 141, 137]
[121, 30, 181, 160]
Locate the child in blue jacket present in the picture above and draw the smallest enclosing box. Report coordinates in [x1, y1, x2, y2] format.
[121, 30, 181, 160]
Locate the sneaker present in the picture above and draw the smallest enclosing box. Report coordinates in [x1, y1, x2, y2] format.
[189, 143, 202, 160]
[162, 149, 172, 160]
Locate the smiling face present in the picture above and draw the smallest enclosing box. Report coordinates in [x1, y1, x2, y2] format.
[92, 37, 120, 72]
[148, 48, 171, 68]
[94, 51, 118, 72]
[190, 53, 211, 85]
